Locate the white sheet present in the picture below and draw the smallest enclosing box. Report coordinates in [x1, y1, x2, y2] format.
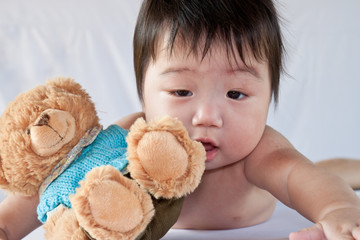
[1, 0, 359, 239]
[22, 191, 360, 239]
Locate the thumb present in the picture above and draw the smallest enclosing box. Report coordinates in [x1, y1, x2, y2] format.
[289, 224, 326, 240]
[0, 229, 8, 240]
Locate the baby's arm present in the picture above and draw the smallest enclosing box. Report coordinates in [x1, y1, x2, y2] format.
[0, 193, 40, 240]
[244, 126, 360, 240]
[316, 158, 360, 190]
[114, 112, 145, 129]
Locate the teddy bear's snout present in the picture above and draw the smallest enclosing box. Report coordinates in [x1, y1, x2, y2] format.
[34, 113, 50, 127]
[30, 109, 76, 157]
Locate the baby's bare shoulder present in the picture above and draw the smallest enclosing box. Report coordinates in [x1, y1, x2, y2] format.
[260, 125, 293, 149]
[246, 125, 298, 165]
[244, 126, 309, 189]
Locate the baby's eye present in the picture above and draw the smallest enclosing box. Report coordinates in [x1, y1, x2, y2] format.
[226, 90, 246, 100]
[171, 90, 193, 97]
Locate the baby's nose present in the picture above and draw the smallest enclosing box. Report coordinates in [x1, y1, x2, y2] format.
[192, 102, 223, 128]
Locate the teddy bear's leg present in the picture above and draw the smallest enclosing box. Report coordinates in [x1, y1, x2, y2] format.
[44, 205, 88, 240]
[70, 165, 154, 240]
[135, 196, 185, 240]
[127, 117, 206, 199]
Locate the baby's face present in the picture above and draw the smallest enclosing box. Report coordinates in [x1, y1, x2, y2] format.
[142, 36, 272, 170]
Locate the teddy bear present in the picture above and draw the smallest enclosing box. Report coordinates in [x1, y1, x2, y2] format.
[0, 77, 205, 240]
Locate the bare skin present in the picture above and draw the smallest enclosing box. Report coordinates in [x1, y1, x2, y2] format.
[0, 193, 41, 240]
[316, 158, 360, 190]
[174, 156, 277, 230]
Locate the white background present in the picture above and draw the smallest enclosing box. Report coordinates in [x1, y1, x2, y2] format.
[0, 0, 359, 239]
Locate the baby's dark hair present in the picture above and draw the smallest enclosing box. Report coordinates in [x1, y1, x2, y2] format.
[133, 0, 284, 103]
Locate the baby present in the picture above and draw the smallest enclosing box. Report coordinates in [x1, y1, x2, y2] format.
[1, 0, 360, 239]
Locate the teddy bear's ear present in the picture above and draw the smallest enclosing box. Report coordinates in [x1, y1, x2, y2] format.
[45, 76, 89, 98]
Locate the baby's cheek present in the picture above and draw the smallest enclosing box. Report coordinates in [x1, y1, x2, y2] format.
[226, 126, 260, 159]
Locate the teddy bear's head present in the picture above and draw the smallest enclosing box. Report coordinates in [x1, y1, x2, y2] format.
[0, 77, 100, 196]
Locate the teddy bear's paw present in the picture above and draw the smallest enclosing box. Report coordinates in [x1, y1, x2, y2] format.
[135, 130, 189, 181]
[127, 116, 206, 199]
[70, 165, 154, 240]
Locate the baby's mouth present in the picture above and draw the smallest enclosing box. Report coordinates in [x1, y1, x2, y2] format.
[202, 142, 216, 151]
[198, 140, 218, 162]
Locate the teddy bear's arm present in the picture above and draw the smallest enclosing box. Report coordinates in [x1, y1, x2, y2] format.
[135, 197, 185, 240]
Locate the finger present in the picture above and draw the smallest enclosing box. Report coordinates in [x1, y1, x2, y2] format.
[289, 224, 326, 240]
[352, 226, 360, 239]
[0, 229, 8, 240]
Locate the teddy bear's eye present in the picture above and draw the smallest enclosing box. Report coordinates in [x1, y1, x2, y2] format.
[26, 128, 31, 135]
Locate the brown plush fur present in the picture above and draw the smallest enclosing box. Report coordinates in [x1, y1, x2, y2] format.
[43, 205, 87, 240]
[70, 166, 154, 240]
[0, 78, 206, 239]
[0, 78, 99, 196]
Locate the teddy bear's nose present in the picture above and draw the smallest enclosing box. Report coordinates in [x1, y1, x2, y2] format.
[34, 113, 50, 126]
